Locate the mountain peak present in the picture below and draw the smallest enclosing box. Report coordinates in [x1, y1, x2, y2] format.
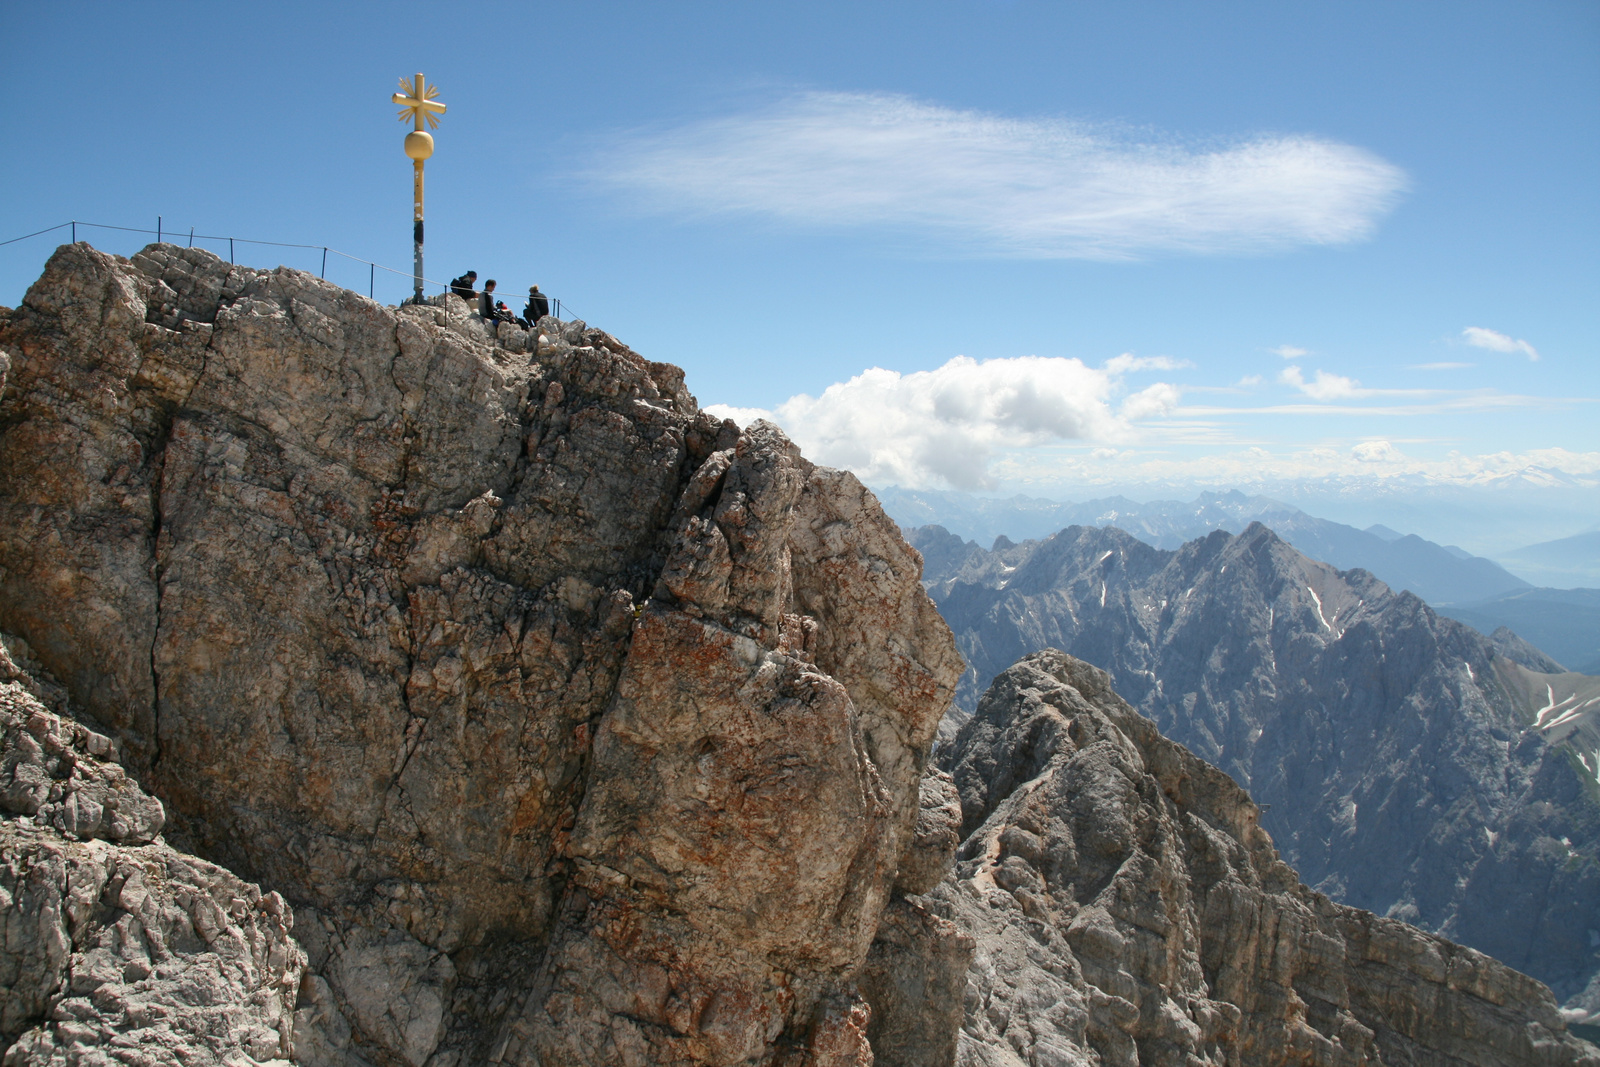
[922, 516, 1600, 1010]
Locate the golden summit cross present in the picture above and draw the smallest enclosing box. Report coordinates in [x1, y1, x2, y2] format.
[393, 74, 446, 132]
[391, 73, 446, 303]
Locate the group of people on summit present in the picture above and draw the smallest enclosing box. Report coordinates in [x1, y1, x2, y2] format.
[447, 270, 550, 329]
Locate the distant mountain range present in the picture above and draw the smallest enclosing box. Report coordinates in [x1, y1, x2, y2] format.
[876, 487, 1533, 606]
[906, 520, 1600, 1011]
[1498, 531, 1600, 588]
[877, 486, 1600, 672]
[1438, 587, 1600, 674]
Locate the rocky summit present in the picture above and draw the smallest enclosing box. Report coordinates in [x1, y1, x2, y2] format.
[911, 522, 1600, 1016]
[0, 242, 960, 1065]
[0, 243, 1594, 1065]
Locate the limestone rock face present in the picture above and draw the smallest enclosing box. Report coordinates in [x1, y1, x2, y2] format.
[0, 642, 304, 1065]
[857, 898, 973, 1067]
[2, 644, 164, 846]
[0, 244, 960, 1066]
[866, 650, 1598, 1066]
[893, 768, 963, 896]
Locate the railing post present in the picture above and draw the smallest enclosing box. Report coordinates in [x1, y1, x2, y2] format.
[370, 263, 375, 298]
[157, 216, 162, 243]
[188, 227, 194, 247]
[229, 238, 234, 264]
[71, 221, 76, 242]
[321, 248, 327, 278]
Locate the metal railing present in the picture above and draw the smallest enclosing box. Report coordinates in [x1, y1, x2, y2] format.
[1, 218, 576, 321]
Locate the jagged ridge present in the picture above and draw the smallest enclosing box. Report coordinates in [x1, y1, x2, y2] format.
[865, 650, 1599, 1066]
[911, 521, 1600, 1007]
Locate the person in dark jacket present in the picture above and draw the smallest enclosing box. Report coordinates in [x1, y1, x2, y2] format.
[449, 271, 478, 301]
[478, 279, 499, 319]
[524, 285, 550, 324]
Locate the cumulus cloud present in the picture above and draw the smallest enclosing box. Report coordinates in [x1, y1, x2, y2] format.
[700, 404, 771, 427]
[1120, 383, 1183, 420]
[593, 91, 1409, 259]
[1271, 345, 1309, 359]
[703, 354, 1179, 490]
[1463, 326, 1539, 361]
[1351, 439, 1405, 463]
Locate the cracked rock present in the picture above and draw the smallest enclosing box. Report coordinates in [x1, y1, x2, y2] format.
[0, 661, 303, 1064]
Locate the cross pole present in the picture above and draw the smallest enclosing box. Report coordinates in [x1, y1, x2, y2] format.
[391, 73, 446, 304]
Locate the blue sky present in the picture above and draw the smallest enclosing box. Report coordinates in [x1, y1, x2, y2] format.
[3, 1, 1597, 551]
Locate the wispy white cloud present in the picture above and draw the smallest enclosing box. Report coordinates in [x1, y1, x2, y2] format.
[704, 354, 1179, 490]
[1275, 365, 1463, 402]
[1463, 326, 1539, 361]
[1271, 345, 1310, 359]
[1104, 354, 1191, 373]
[593, 91, 1409, 259]
[1279, 365, 1364, 399]
[1186, 375, 1265, 394]
[1179, 392, 1573, 417]
[985, 442, 1600, 493]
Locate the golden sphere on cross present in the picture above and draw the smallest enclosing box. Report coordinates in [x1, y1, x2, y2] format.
[404, 131, 435, 161]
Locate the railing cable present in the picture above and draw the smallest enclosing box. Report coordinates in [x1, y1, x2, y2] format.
[1, 219, 579, 320]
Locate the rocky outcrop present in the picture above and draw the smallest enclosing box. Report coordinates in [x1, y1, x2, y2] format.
[1, 635, 305, 1065]
[914, 522, 1600, 1007]
[867, 650, 1598, 1066]
[857, 897, 972, 1067]
[855, 769, 973, 1066]
[0, 243, 960, 1066]
[11, 241, 1590, 1067]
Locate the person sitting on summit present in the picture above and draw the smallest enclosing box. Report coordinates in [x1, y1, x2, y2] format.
[449, 271, 478, 301]
[479, 279, 500, 320]
[524, 284, 550, 325]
